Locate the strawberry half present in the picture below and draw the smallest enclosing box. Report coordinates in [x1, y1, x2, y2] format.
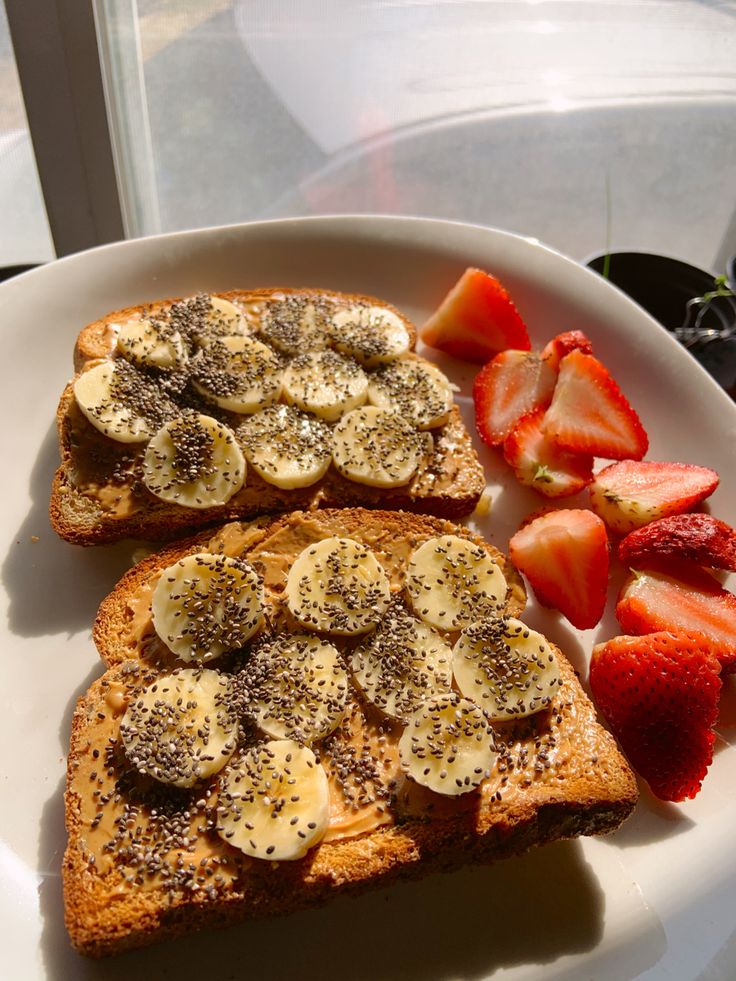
[618, 513, 736, 572]
[590, 460, 720, 535]
[421, 268, 531, 362]
[541, 329, 594, 371]
[543, 350, 648, 461]
[473, 351, 556, 447]
[503, 407, 594, 498]
[509, 508, 609, 629]
[616, 563, 736, 670]
[589, 631, 722, 801]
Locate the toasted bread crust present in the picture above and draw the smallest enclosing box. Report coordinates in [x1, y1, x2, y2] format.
[64, 509, 638, 956]
[72, 288, 418, 372]
[51, 400, 485, 545]
[92, 508, 527, 669]
[65, 661, 635, 956]
[52, 288, 485, 545]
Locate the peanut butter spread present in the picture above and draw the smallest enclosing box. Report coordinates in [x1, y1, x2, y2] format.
[69, 655, 598, 899]
[95, 300, 265, 361]
[61, 289, 484, 525]
[71, 668, 249, 897]
[69, 510, 617, 907]
[66, 402, 475, 519]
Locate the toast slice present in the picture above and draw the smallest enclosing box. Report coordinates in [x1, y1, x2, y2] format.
[64, 509, 638, 956]
[51, 288, 485, 545]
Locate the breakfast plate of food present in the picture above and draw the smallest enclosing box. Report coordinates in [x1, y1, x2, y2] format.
[1, 215, 734, 979]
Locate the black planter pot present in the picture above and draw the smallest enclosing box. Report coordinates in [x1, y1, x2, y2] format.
[586, 251, 736, 392]
[0, 264, 40, 283]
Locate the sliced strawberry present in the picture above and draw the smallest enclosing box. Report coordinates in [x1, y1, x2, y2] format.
[509, 508, 609, 629]
[618, 513, 736, 572]
[616, 563, 736, 669]
[473, 351, 556, 447]
[542, 350, 648, 460]
[589, 631, 722, 801]
[503, 407, 594, 498]
[590, 460, 720, 535]
[541, 330, 594, 371]
[421, 268, 531, 362]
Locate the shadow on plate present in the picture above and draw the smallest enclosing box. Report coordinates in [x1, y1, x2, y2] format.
[1, 421, 143, 638]
[39, 663, 612, 980]
[606, 782, 696, 850]
[38, 660, 613, 980]
[38, 816, 606, 981]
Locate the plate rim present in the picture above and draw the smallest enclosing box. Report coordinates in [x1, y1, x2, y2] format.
[2, 212, 736, 979]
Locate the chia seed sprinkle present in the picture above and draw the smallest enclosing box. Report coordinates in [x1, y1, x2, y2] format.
[368, 359, 451, 429]
[282, 349, 367, 420]
[351, 596, 452, 721]
[405, 535, 507, 630]
[236, 404, 331, 480]
[154, 552, 264, 662]
[83, 360, 179, 439]
[286, 537, 391, 634]
[454, 617, 561, 717]
[192, 336, 281, 406]
[259, 296, 332, 354]
[332, 407, 427, 486]
[229, 633, 349, 742]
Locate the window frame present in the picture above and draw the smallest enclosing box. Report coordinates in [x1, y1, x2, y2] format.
[5, 0, 124, 256]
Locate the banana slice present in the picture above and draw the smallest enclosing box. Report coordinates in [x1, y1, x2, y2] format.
[452, 617, 562, 720]
[259, 296, 332, 354]
[159, 294, 248, 348]
[331, 304, 411, 366]
[332, 406, 429, 488]
[237, 404, 332, 489]
[73, 360, 178, 443]
[143, 413, 246, 508]
[399, 693, 498, 796]
[216, 739, 329, 861]
[120, 668, 237, 789]
[406, 535, 508, 631]
[192, 335, 282, 414]
[350, 598, 453, 721]
[286, 537, 391, 636]
[204, 296, 247, 337]
[367, 359, 453, 430]
[282, 350, 368, 421]
[116, 317, 188, 370]
[239, 634, 349, 742]
[151, 552, 264, 663]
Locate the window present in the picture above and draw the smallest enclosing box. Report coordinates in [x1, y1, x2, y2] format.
[4, 1, 736, 273]
[0, 0, 53, 265]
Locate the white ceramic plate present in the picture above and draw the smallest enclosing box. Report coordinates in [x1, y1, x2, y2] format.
[1, 216, 735, 980]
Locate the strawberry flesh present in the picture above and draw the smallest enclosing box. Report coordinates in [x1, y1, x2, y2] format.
[421, 268, 531, 362]
[509, 508, 609, 629]
[618, 513, 736, 572]
[503, 407, 594, 498]
[589, 631, 722, 801]
[543, 350, 648, 460]
[616, 562, 736, 669]
[473, 351, 556, 447]
[590, 460, 720, 535]
[541, 330, 594, 371]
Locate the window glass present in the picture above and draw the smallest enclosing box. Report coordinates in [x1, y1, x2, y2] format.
[0, 0, 54, 266]
[101, 1, 736, 270]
